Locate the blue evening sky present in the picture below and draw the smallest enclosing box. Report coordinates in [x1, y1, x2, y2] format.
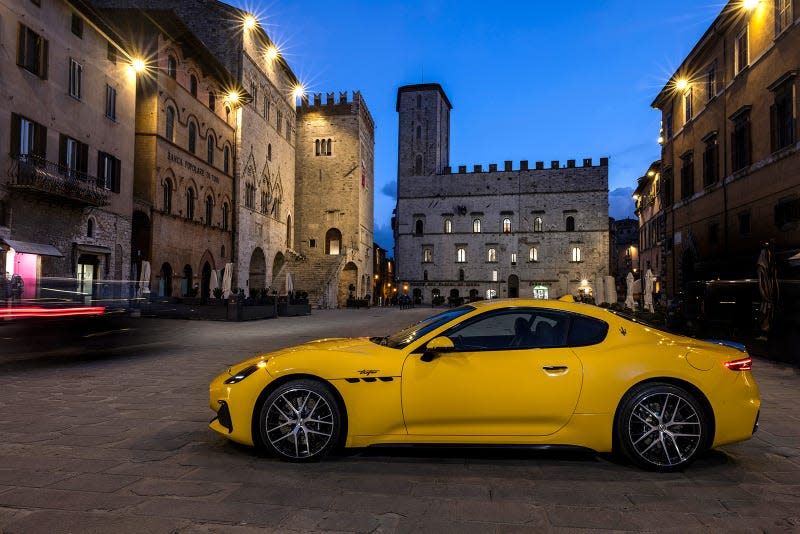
[236, 0, 724, 254]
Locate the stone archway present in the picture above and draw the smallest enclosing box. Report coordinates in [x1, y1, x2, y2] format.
[272, 251, 285, 289]
[325, 228, 342, 255]
[337, 262, 358, 307]
[249, 247, 266, 294]
[508, 274, 520, 298]
[158, 262, 173, 297]
[201, 261, 212, 303]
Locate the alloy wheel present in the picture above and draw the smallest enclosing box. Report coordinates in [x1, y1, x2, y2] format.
[264, 387, 335, 459]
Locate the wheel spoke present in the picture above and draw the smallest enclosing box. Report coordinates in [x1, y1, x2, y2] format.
[265, 387, 336, 459]
[632, 427, 657, 446]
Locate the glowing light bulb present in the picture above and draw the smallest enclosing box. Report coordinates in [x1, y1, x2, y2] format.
[742, 0, 760, 10]
[265, 46, 279, 61]
[131, 58, 146, 73]
[675, 78, 689, 91]
[243, 14, 257, 31]
[292, 84, 305, 99]
[226, 91, 240, 104]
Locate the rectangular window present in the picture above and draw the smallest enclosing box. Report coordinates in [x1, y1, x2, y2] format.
[69, 58, 82, 99]
[97, 152, 121, 193]
[492, 270, 498, 282]
[770, 77, 796, 152]
[660, 167, 673, 207]
[10, 114, 47, 159]
[684, 89, 693, 123]
[105, 84, 117, 121]
[738, 212, 751, 235]
[16, 24, 48, 78]
[680, 153, 695, 199]
[71, 13, 83, 38]
[775, 0, 793, 35]
[665, 110, 673, 140]
[702, 134, 719, 187]
[735, 27, 749, 75]
[775, 197, 800, 228]
[423, 247, 432, 263]
[511, 253, 517, 265]
[731, 109, 752, 171]
[59, 135, 89, 178]
[276, 110, 283, 134]
[708, 222, 719, 246]
[706, 62, 717, 102]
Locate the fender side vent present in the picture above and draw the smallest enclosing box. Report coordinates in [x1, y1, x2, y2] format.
[345, 378, 360, 383]
[379, 377, 394, 382]
[362, 377, 377, 382]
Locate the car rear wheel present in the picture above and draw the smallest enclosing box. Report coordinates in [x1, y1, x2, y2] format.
[259, 380, 341, 462]
[616, 383, 708, 471]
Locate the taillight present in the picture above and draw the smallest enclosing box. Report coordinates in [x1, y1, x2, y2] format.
[724, 357, 752, 371]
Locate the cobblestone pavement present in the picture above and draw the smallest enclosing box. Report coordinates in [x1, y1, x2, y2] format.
[0, 307, 798, 533]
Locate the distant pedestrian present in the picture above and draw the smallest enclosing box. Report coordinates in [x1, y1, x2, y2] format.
[10, 274, 23, 304]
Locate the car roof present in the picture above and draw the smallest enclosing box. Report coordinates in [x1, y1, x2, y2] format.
[467, 298, 614, 319]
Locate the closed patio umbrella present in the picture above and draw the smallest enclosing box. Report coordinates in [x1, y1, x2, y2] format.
[221, 263, 233, 299]
[138, 261, 151, 298]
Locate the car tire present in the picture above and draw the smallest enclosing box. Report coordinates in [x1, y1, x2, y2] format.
[258, 379, 342, 462]
[615, 382, 708, 472]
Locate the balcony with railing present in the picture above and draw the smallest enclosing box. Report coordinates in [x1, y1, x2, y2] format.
[7, 155, 109, 206]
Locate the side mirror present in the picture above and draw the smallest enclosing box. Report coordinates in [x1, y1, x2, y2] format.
[421, 336, 454, 362]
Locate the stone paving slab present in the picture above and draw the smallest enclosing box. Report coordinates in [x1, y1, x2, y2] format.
[0, 307, 798, 532]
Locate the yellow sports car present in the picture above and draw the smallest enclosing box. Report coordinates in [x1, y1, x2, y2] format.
[209, 298, 760, 471]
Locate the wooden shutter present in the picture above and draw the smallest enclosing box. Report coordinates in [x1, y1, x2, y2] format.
[59, 134, 67, 168]
[96, 152, 105, 188]
[113, 157, 121, 193]
[770, 103, 778, 153]
[39, 37, 48, 79]
[16, 24, 25, 67]
[34, 122, 47, 159]
[79, 142, 89, 174]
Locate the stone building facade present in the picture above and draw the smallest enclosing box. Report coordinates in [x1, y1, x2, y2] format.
[395, 84, 609, 303]
[633, 161, 666, 297]
[652, 0, 800, 295]
[0, 0, 135, 302]
[105, 11, 238, 300]
[288, 92, 375, 308]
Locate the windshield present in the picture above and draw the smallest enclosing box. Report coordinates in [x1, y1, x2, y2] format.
[376, 306, 475, 349]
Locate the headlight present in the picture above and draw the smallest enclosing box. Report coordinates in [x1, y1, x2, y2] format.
[223, 360, 267, 384]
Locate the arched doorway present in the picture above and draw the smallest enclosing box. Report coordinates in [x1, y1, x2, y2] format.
[412, 287, 422, 305]
[159, 263, 173, 297]
[286, 215, 292, 249]
[337, 262, 358, 307]
[181, 264, 193, 297]
[249, 247, 266, 294]
[201, 261, 212, 303]
[469, 288, 479, 301]
[508, 274, 519, 298]
[325, 228, 342, 255]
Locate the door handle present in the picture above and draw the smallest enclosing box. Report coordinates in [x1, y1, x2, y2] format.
[542, 365, 568, 372]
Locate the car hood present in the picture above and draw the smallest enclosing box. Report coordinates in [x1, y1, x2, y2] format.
[262, 337, 405, 380]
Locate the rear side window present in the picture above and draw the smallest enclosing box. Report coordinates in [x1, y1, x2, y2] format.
[567, 316, 609, 346]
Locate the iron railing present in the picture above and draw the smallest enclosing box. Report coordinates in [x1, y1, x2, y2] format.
[8, 154, 109, 206]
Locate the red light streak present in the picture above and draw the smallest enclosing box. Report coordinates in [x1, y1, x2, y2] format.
[0, 307, 106, 319]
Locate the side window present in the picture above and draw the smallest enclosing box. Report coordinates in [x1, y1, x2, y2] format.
[567, 315, 609, 346]
[444, 311, 533, 351]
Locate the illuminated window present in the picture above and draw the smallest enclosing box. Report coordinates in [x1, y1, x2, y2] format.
[492, 270, 498, 282]
[529, 247, 538, 262]
[69, 58, 82, 99]
[473, 219, 481, 233]
[444, 219, 452, 233]
[456, 247, 466, 263]
[533, 217, 543, 232]
[423, 247, 432, 263]
[167, 55, 177, 79]
[502, 218, 511, 233]
[511, 253, 517, 265]
[776, 0, 793, 35]
[684, 88, 693, 123]
[487, 248, 496, 262]
[571, 247, 582, 262]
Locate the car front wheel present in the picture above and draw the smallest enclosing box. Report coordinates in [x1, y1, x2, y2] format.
[259, 380, 341, 461]
[616, 382, 708, 471]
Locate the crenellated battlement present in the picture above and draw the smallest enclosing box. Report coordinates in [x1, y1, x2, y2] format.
[298, 90, 374, 130]
[443, 157, 608, 175]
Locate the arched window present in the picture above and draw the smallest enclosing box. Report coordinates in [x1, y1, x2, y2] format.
[472, 219, 481, 233]
[529, 247, 538, 262]
[415, 219, 424, 236]
[415, 155, 423, 175]
[87, 218, 94, 237]
[207, 134, 214, 164]
[444, 219, 452, 233]
[223, 146, 230, 174]
[423, 247, 432, 262]
[326, 139, 332, 155]
[572, 247, 582, 262]
[188, 122, 196, 153]
[416, 94, 421, 108]
[165, 107, 175, 142]
[189, 75, 197, 97]
[163, 178, 172, 213]
[423, 270, 428, 281]
[487, 248, 496, 262]
[267, 143, 272, 161]
[416, 125, 421, 142]
[459, 269, 465, 281]
[456, 247, 466, 263]
[208, 90, 216, 111]
[325, 228, 342, 255]
[502, 218, 512, 233]
[315, 139, 320, 156]
[205, 195, 213, 226]
[566, 216, 575, 231]
[167, 55, 176, 79]
[222, 202, 229, 231]
[186, 187, 195, 220]
[533, 217, 543, 232]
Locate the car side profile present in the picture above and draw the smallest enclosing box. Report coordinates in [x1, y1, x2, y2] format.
[209, 299, 760, 471]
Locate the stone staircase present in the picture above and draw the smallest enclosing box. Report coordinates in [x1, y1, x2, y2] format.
[273, 253, 346, 309]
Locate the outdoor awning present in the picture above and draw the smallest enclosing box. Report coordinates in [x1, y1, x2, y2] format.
[76, 244, 112, 255]
[789, 252, 800, 267]
[1, 238, 63, 258]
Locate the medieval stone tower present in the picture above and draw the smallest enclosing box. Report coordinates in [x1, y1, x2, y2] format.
[397, 84, 452, 179]
[281, 92, 375, 308]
